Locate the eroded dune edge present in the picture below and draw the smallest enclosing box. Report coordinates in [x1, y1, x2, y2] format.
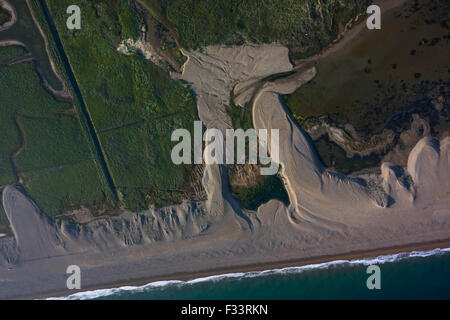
[1, 19, 449, 301]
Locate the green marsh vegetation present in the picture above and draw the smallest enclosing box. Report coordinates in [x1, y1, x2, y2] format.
[0, 61, 68, 187]
[0, 0, 64, 90]
[1, 0, 405, 227]
[314, 135, 380, 174]
[47, 0, 201, 212]
[16, 115, 92, 173]
[142, 0, 371, 59]
[22, 159, 110, 218]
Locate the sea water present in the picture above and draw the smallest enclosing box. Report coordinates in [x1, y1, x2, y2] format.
[53, 248, 450, 300]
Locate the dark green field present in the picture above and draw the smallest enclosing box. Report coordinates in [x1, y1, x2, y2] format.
[227, 104, 290, 210]
[0, 0, 117, 231]
[142, 0, 371, 60]
[0, 0, 64, 90]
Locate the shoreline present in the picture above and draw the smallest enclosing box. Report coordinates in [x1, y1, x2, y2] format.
[32, 237, 450, 300]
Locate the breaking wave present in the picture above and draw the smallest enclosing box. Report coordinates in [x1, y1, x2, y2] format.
[48, 247, 450, 300]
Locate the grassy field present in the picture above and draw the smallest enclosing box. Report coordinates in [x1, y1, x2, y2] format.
[46, 0, 200, 211]
[0, 60, 110, 218]
[227, 103, 290, 210]
[0, 0, 202, 227]
[28, 0, 117, 198]
[142, 0, 370, 59]
[314, 135, 380, 174]
[0, 5, 11, 26]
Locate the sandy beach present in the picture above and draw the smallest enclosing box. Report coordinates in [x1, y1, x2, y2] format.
[34, 239, 450, 300]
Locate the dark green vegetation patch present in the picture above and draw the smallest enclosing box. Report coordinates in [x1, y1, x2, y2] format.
[0, 190, 11, 235]
[143, 0, 371, 59]
[0, 61, 108, 217]
[230, 167, 290, 211]
[0, 0, 64, 90]
[47, 0, 201, 211]
[0, 45, 28, 65]
[314, 136, 380, 174]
